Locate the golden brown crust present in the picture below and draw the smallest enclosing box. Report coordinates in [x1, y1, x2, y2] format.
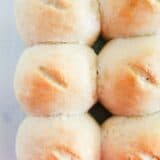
[99, 66, 148, 115]
[18, 71, 62, 116]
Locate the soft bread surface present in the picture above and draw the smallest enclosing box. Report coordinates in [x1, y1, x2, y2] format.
[102, 112, 160, 160]
[15, 0, 100, 46]
[14, 44, 97, 116]
[100, 0, 160, 39]
[16, 114, 101, 160]
[98, 35, 160, 116]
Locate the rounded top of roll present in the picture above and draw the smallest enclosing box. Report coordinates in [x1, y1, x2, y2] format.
[100, 0, 160, 39]
[15, 0, 100, 46]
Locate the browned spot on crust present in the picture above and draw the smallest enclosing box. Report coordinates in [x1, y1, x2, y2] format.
[114, 69, 144, 107]
[99, 66, 149, 115]
[119, 0, 154, 26]
[119, 0, 137, 24]
[47, 154, 58, 160]
[18, 73, 57, 115]
[138, 136, 159, 154]
[128, 53, 160, 86]
[18, 64, 69, 115]
[39, 66, 67, 89]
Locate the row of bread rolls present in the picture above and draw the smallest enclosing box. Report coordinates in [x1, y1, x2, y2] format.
[14, 37, 160, 160]
[15, 1, 101, 160]
[100, 35, 160, 159]
[14, 36, 160, 116]
[100, 0, 160, 157]
[16, 111, 160, 160]
[16, 112, 160, 160]
[15, 0, 160, 45]
[99, 1, 160, 159]
[15, 0, 160, 160]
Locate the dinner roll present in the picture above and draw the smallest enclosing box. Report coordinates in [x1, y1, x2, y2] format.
[102, 112, 160, 160]
[100, 0, 160, 39]
[16, 114, 101, 160]
[98, 35, 160, 116]
[15, 0, 100, 46]
[14, 44, 97, 116]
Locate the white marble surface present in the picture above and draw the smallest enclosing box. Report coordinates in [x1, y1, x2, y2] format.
[0, 0, 25, 159]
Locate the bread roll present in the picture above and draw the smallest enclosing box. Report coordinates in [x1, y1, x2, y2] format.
[16, 114, 101, 160]
[102, 112, 160, 160]
[100, 0, 160, 39]
[98, 35, 160, 116]
[14, 44, 97, 116]
[15, 0, 100, 46]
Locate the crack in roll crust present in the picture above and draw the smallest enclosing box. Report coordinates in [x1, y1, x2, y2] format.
[127, 62, 158, 86]
[51, 145, 81, 160]
[39, 66, 67, 89]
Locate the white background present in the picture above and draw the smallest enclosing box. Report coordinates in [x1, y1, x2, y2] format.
[0, 1, 25, 159]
